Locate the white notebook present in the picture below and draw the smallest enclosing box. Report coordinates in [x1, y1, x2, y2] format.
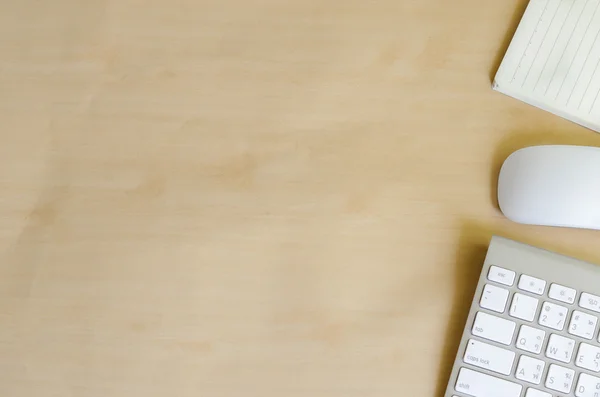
[494, 0, 600, 132]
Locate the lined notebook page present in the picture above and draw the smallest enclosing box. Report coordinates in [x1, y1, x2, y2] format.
[494, 0, 600, 132]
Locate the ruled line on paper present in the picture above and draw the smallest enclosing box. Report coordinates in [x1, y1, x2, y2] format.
[566, 22, 600, 106]
[555, 0, 600, 100]
[522, 0, 561, 87]
[578, 51, 600, 108]
[534, 0, 577, 91]
[589, 85, 600, 112]
[512, 0, 552, 82]
[545, 0, 590, 95]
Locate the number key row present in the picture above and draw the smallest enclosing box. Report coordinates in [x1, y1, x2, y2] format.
[479, 284, 600, 340]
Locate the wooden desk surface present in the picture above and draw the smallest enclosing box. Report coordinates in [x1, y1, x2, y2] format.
[2, 0, 600, 395]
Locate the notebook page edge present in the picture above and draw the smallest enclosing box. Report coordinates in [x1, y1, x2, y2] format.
[493, 84, 600, 133]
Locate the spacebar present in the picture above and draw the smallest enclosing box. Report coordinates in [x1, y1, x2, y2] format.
[456, 368, 522, 397]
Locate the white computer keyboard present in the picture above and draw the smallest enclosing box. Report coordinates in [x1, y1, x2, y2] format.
[445, 236, 600, 397]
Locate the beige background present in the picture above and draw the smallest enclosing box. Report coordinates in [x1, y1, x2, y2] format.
[1, 0, 600, 395]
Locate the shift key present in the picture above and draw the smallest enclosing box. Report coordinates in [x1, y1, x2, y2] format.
[472, 311, 516, 345]
[456, 368, 522, 397]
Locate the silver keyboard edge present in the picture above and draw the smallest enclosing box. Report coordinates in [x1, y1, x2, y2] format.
[444, 235, 600, 397]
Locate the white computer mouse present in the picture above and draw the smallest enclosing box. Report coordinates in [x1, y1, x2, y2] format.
[498, 145, 600, 230]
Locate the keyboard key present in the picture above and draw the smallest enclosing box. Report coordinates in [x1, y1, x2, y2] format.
[539, 302, 568, 331]
[509, 293, 539, 321]
[516, 325, 546, 354]
[575, 373, 600, 397]
[545, 364, 575, 394]
[472, 312, 516, 345]
[516, 355, 545, 384]
[488, 265, 515, 286]
[480, 284, 509, 313]
[463, 339, 515, 375]
[569, 310, 598, 340]
[575, 343, 600, 372]
[548, 283, 576, 304]
[455, 367, 522, 397]
[524, 388, 551, 397]
[545, 334, 575, 363]
[519, 274, 546, 295]
[580, 292, 600, 313]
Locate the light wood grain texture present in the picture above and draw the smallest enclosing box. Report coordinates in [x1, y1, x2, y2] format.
[1, 0, 600, 396]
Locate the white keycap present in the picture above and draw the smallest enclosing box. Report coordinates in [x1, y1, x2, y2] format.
[510, 293, 539, 321]
[480, 284, 509, 313]
[488, 266, 515, 286]
[472, 312, 516, 345]
[569, 310, 598, 340]
[575, 373, 600, 397]
[463, 339, 515, 375]
[519, 274, 546, 295]
[545, 364, 575, 394]
[576, 343, 600, 372]
[525, 388, 551, 397]
[580, 292, 600, 313]
[515, 355, 545, 384]
[549, 283, 577, 304]
[539, 301, 568, 331]
[545, 334, 575, 363]
[455, 367, 522, 397]
[516, 325, 546, 354]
